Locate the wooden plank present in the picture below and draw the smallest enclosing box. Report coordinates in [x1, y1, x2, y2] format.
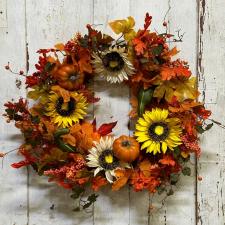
[25, 1, 94, 224]
[129, 1, 170, 224]
[92, 1, 131, 225]
[0, 0, 7, 27]
[0, 0, 28, 224]
[197, 0, 225, 224]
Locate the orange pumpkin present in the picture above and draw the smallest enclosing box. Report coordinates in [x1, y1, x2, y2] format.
[52, 64, 84, 91]
[113, 135, 140, 163]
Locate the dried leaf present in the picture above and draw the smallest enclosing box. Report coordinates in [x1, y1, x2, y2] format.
[97, 121, 117, 136]
[159, 155, 176, 166]
[112, 169, 132, 191]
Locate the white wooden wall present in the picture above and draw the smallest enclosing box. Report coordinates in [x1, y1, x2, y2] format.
[0, 0, 224, 224]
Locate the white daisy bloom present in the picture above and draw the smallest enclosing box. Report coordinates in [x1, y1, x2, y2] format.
[86, 136, 128, 183]
[92, 46, 135, 84]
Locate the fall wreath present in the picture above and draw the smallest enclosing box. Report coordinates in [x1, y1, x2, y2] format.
[2, 13, 213, 211]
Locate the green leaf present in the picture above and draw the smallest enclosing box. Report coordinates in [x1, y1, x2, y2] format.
[170, 173, 179, 185]
[82, 194, 98, 210]
[71, 186, 85, 199]
[205, 123, 213, 131]
[138, 87, 154, 116]
[54, 128, 76, 152]
[173, 147, 180, 159]
[182, 167, 191, 176]
[151, 45, 163, 56]
[196, 123, 213, 134]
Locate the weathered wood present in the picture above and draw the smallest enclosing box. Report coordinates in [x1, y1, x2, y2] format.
[25, 1, 94, 224]
[197, 0, 225, 224]
[0, 0, 28, 225]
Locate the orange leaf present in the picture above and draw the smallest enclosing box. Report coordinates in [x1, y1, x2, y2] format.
[51, 85, 70, 102]
[132, 38, 147, 55]
[139, 160, 151, 176]
[161, 65, 191, 81]
[55, 43, 65, 51]
[112, 169, 132, 191]
[159, 155, 175, 166]
[92, 176, 108, 191]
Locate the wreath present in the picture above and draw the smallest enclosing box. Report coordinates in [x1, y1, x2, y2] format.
[2, 13, 213, 211]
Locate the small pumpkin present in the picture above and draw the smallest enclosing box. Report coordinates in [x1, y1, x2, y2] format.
[113, 135, 140, 163]
[52, 64, 84, 91]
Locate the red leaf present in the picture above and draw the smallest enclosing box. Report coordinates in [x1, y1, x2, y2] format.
[144, 13, 152, 31]
[97, 121, 117, 136]
[159, 155, 176, 166]
[11, 160, 32, 168]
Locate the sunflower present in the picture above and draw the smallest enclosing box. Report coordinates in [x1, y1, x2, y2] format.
[46, 89, 87, 128]
[86, 136, 128, 183]
[92, 46, 135, 83]
[135, 108, 182, 155]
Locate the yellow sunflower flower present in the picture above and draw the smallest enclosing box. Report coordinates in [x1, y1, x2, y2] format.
[46, 89, 87, 128]
[135, 108, 182, 155]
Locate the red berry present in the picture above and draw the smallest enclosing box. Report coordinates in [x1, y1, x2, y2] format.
[5, 65, 10, 70]
[19, 70, 24, 75]
[163, 21, 167, 26]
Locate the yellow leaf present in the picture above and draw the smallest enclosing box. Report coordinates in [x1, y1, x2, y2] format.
[109, 16, 136, 41]
[153, 77, 199, 102]
[55, 43, 65, 51]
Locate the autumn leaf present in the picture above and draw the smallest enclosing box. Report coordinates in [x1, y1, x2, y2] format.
[161, 47, 179, 61]
[169, 100, 202, 113]
[55, 43, 65, 51]
[161, 65, 191, 81]
[159, 155, 176, 166]
[153, 77, 198, 102]
[139, 160, 151, 177]
[132, 38, 147, 55]
[11, 160, 31, 168]
[112, 169, 132, 191]
[38, 148, 68, 172]
[97, 121, 117, 136]
[109, 16, 136, 41]
[91, 176, 108, 191]
[52, 85, 70, 102]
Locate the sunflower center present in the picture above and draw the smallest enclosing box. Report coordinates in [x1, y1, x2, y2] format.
[148, 122, 169, 141]
[99, 149, 119, 170]
[154, 125, 164, 135]
[102, 52, 125, 72]
[56, 97, 76, 116]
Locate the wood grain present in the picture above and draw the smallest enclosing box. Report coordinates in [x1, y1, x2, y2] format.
[0, 0, 28, 225]
[197, 0, 225, 224]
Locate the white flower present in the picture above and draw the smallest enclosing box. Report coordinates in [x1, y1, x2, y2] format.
[86, 136, 128, 183]
[92, 46, 135, 84]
